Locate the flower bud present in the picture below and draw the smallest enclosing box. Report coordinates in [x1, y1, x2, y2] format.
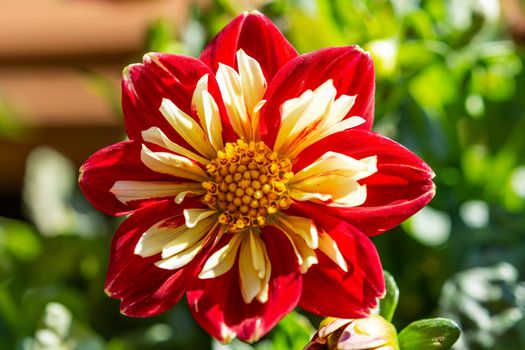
[305, 315, 399, 350]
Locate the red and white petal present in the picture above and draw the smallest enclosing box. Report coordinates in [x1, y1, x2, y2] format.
[104, 199, 209, 317]
[215, 50, 267, 141]
[200, 11, 297, 81]
[79, 141, 203, 216]
[186, 227, 301, 343]
[293, 129, 435, 236]
[297, 214, 385, 319]
[122, 53, 236, 146]
[260, 46, 375, 147]
[289, 152, 377, 208]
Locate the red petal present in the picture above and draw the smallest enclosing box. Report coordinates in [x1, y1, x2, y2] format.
[260, 46, 375, 147]
[297, 213, 385, 318]
[105, 199, 208, 317]
[79, 140, 196, 216]
[186, 227, 301, 342]
[80, 141, 170, 216]
[122, 53, 236, 144]
[200, 11, 297, 80]
[293, 129, 435, 236]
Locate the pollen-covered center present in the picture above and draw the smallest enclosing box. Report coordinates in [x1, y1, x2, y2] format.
[202, 140, 293, 232]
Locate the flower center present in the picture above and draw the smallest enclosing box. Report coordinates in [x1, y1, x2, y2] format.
[202, 140, 293, 232]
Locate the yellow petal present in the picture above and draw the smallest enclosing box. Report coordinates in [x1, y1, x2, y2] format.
[256, 253, 271, 304]
[198, 233, 243, 279]
[238, 231, 270, 303]
[183, 208, 217, 228]
[216, 63, 250, 139]
[159, 98, 216, 159]
[142, 127, 210, 165]
[273, 79, 364, 158]
[134, 217, 186, 257]
[322, 94, 356, 127]
[315, 116, 365, 143]
[110, 180, 204, 205]
[272, 215, 319, 273]
[237, 49, 266, 113]
[290, 152, 377, 207]
[161, 217, 216, 259]
[155, 238, 206, 270]
[215, 50, 268, 141]
[249, 230, 266, 277]
[293, 175, 368, 207]
[140, 144, 209, 182]
[274, 83, 332, 153]
[192, 75, 224, 152]
[318, 231, 348, 272]
[272, 215, 318, 249]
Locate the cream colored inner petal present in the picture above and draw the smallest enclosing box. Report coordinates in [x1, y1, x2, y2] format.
[237, 49, 266, 140]
[155, 237, 207, 270]
[161, 216, 216, 259]
[159, 98, 217, 159]
[239, 230, 271, 303]
[140, 144, 209, 182]
[134, 216, 185, 258]
[215, 49, 267, 141]
[198, 233, 244, 279]
[271, 215, 319, 273]
[191, 74, 224, 152]
[289, 151, 377, 207]
[198, 230, 271, 304]
[183, 208, 217, 228]
[134, 214, 218, 272]
[318, 231, 348, 272]
[110, 180, 204, 205]
[273, 79, 365, 159]
[142, 127, 210, 165]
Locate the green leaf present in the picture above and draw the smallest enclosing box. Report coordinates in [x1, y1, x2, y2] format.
[271, 311, 315, 350]
[379, 271, 399, 322]
[398, 318, 461, 350]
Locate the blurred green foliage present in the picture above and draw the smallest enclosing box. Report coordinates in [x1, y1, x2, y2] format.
[1, 0, 525, 349]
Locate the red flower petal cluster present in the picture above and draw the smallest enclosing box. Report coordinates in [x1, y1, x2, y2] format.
[79, 12, 435, 343]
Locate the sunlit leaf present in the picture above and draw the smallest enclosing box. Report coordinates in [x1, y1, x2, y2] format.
[379, 271, 399, 322]
[398, 318, 460, 350]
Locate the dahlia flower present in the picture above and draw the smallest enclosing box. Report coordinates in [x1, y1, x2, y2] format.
[79, 11, 435, 342]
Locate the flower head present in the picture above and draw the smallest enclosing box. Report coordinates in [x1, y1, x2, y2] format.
[79, 11, 435, 343]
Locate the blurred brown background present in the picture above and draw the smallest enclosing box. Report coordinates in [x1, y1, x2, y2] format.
[0, 0, 192, 217]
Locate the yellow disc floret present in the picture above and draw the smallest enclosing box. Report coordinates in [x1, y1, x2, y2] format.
[202, 140, 293, 232]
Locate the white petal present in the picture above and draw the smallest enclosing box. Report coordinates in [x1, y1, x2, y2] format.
[161, 216, 216, 259]
[238, 234, 262, 303]
[273, 79, 364, 158]
[274, 81, 335, 154]
[272, 215, 319, 273]
[237, 49, 267, 117]
[155, 238, 205, 270]
[191, 74, 224, 152]
[134, 217, 185, 257]
[273, 215, 318, 249]
[318, 231, 348, 272]
[110, 180, 203, 205]
[159, 98, 216, 159]
[215, 50, 268, 141]
[216, 63, 250, 139]
[140, 144, 209, 182]
[198, 233, 243, 279]
[142, 127, 210, 165]
[289, 152, 377, 208]
[183, 208, 217, 228]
